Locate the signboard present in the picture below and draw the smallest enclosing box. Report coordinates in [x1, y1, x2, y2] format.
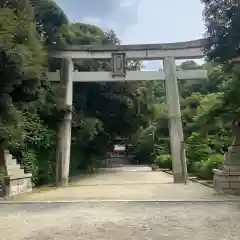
[112, 52, 126, 77]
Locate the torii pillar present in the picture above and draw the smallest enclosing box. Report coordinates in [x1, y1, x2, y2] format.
[56, 58, 73, 186]
[163, 56, 188, 183]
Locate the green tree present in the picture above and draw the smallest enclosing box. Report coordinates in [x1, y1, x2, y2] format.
[33, 0, 69, 45]
[0, 0, 45, 148]
[201, 0, 240, 124]
[201, 0, 240, 62]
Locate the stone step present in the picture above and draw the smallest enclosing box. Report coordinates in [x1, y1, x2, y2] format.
[6, 164, 21, 169]
[8, 173, 32, 180]
[108, 163, 123, 166]
[109, 159, 123, 161]
[108, 160, 126, 164]
[109, 160, 123, 163]
[108, 158, 125, 161]
[6, 157, 17, 166]
[108, 162, 124, 165]
[106, 157, 129, 167]
[7, 167, 25, 176]
[107, 159, 122, 161]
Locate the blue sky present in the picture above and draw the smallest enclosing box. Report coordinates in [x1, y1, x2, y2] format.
[55, 0, 205, 69]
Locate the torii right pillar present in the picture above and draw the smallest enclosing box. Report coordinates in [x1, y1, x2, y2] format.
[163, 56, 188, 183]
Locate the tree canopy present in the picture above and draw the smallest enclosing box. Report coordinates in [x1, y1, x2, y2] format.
[201, 0, 240, 62]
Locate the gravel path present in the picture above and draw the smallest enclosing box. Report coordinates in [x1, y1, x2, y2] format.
[0, 201, 240, 240]
[1, 166, 240, 239]
[10, 166, 237, 201]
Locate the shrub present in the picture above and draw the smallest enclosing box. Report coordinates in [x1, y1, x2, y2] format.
[194, 154, 224, 180]
[154, 154, 172, 169]
[186, 132, 212, 171]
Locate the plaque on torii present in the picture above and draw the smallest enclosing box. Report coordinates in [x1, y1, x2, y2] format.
[111, 52, 126, 77]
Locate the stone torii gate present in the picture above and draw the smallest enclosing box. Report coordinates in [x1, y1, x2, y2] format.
[48, 39, 206, 186]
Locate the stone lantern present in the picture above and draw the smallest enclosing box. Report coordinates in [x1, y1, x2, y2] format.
[213, 58, 240, 195]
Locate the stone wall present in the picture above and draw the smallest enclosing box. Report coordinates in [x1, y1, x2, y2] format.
[213, 166, 240, 195]
[0, 150, 32, 198]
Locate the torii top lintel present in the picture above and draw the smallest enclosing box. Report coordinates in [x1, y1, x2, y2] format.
[49, 38, 207, 60]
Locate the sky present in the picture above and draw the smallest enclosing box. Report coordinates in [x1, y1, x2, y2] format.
[55, 0, 205, 70]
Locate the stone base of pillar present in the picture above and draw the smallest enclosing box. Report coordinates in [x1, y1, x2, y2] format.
[173, 173, 186, 183]
[213, 165, 240, 195]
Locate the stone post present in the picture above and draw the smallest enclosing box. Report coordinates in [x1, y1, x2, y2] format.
[213, 120, 240, 194]
[163, 56, 188, 183]
[56, 58, 73, 186]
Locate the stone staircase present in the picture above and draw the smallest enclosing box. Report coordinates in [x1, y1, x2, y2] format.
[0, 150, 32, 197]
[106, 156, 130, 167]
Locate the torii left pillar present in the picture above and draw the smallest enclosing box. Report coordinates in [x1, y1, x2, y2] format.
[56, 58, 73, 186]
[163, 56, 188, 183]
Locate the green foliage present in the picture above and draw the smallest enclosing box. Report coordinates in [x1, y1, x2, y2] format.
[154, 154, 172, 170]
[177, 0, 240, 182]
[0, 0, 68, 187]
[201, 0, 240, 62]
[0, 0, 46, 149]
[193, 154, 224, 180]
[34, 0, 69, 45]
[186, 132, 212, 170]
[22, 150, 38, 183]
[135, 135, 155, 164]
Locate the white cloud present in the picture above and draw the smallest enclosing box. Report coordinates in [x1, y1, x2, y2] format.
[80, 17, 101, 26]
[119, 0, 138, 7]
[56, 0, 206, 69]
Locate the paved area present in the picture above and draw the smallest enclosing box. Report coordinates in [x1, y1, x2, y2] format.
[9, 166, 237, 201]
[1, 166, 240, 239]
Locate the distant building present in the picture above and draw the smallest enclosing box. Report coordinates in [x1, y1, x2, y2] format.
[111, 145, 126, 157]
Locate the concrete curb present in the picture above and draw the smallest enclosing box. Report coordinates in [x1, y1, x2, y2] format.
[1, 199, 240, 204]
[160, 169, 213, 187]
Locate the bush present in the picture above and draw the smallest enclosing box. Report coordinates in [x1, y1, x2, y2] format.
[186, 132, 212, 171]
[154, 154, 172, 169]
[193, 154, 224, 180]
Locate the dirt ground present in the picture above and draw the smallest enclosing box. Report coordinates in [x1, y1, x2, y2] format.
[9, 166, 237, 202]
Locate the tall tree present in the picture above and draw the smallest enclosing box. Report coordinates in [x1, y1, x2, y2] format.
[201, 0, 240, 62]
[33, 0, 69, 45]
[0, 0, 46, 148]
[201, 0, 240, 124]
